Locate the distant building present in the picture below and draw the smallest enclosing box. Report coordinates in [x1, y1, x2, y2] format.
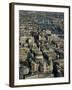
[19, 48, 29, 62]
[19, 65, 29, 79]
[31, 61, 38, 73]
[20, 36, 34, 47]
[43, 61, 50, 73]
[35, 50, 43, 63]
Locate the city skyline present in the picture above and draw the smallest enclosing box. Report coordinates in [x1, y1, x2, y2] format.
[19, 10, 64, 79]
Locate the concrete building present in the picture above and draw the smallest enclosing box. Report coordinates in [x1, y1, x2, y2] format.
[19, 65, 29, 79]
[35, 50, 43, 63]
[19, 48, 29, 62]
[43, 61, 50, 73]
[20, 36, 35, 47]
[31, 61, 38, 73]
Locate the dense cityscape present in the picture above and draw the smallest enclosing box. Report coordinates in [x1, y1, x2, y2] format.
[19, 10, 64, 79]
